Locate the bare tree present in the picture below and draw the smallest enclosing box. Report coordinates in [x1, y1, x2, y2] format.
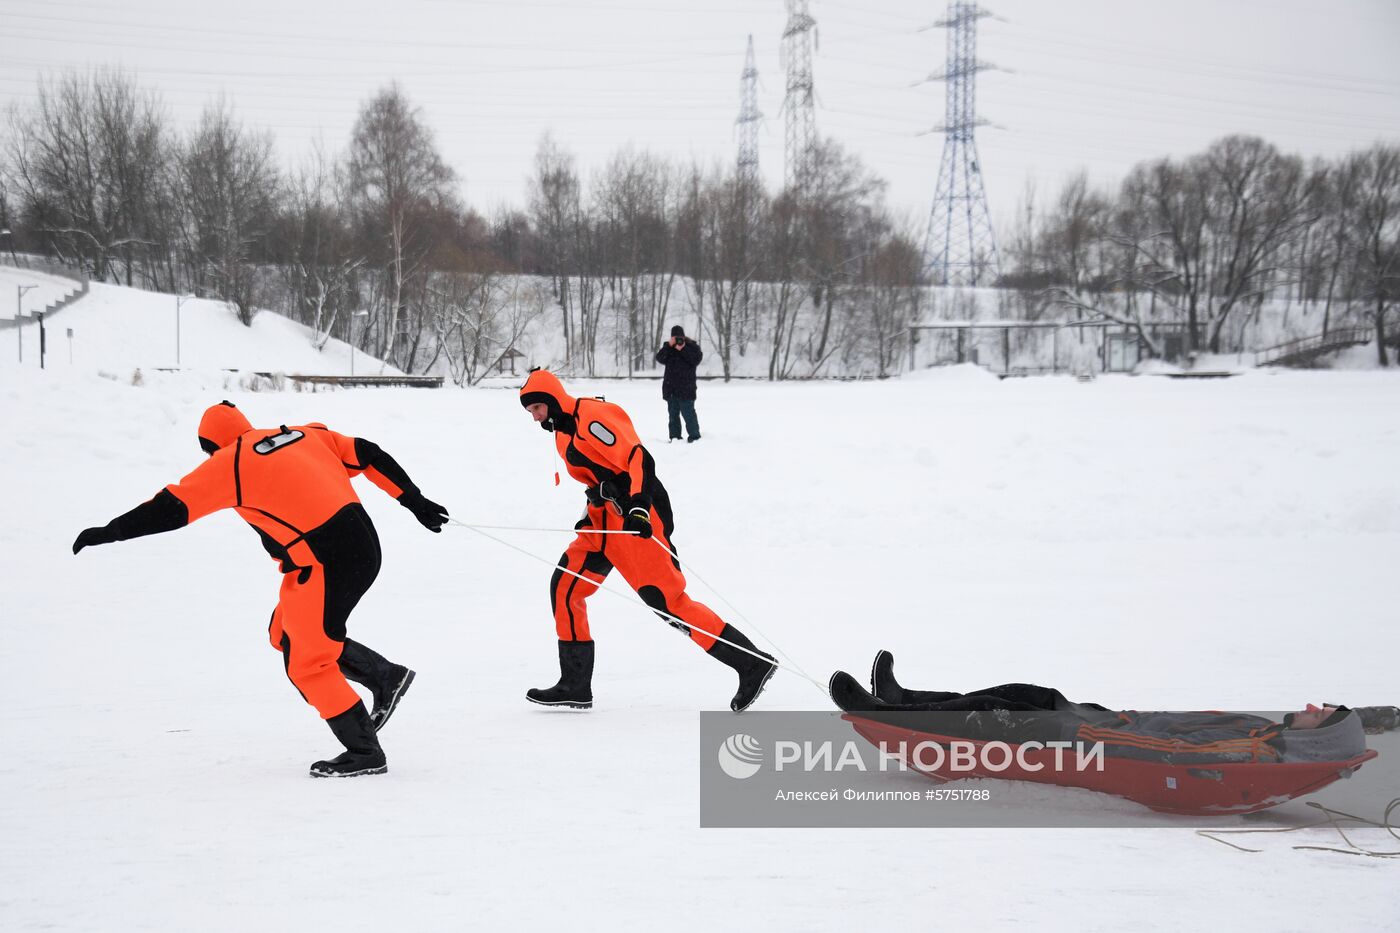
[1193, 136, 1320, 351]
[689, 165, 766, 380]
[861, 219, 923, 377]
[528, 133, 581, 359]
[347, 84, 455, 371]
[764, 193, 808, 380]
[1042, 172, 1110, 297]
[572, 216, 608, 375]
[593, 147, 673, 373]
[272, 144, 363, 348]
[1345, 145, 1400, 365]
[1046, 137, 1320, 356]
[792, 140, 886, 371]
[177, 100, 278, 326]
[5, 69, 172, 284]
[432, 272, 547, 386]
[1308, 158, 1360, 337]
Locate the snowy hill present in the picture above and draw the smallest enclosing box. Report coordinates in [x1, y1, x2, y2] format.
[0, 263, 82, 317]
[0, 264, 392, 377]
[2, 295, 1399, 930]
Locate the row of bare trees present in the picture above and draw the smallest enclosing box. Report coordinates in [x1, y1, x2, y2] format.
[2, 70, 525, 378]
[1, 68, 923, 379]
[26, 73, 1396, 377]
[527, 134, 923, 379]
[2, 71, 280, 326]
[1004, 136, 1400, 364]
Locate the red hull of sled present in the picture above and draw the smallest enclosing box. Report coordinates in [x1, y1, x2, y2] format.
[843, 715, 1378, 816]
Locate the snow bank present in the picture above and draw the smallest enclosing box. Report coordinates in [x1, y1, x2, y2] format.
[0, 271, 392, 376]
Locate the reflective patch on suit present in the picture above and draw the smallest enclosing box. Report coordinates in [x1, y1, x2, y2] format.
[253, 428, 305, 455]
[588, 422, 616, 446]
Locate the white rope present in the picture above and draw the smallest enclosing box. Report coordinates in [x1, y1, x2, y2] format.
[455, 523, 640, 535]
[1197, 797, 1400, 857]
[445, 519, 829, 693]
[648, 535, 825, 690]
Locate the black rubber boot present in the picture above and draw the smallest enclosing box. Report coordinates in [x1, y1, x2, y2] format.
[527, 640, 594, 709]
[869, 650, 963, 706]
[338, 638, 416, 732]
[310, 700, 387, 778]
[706, 624, 777, 712]
[869, 649, 905, 704]
[830, 669, 898, 712]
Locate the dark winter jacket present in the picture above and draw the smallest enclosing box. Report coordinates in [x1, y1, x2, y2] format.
[832, 674, 1368, 766]
[656, 340, 702, 400]
[1072, 709, 1366, 765]
[868, 706, 1366, 766]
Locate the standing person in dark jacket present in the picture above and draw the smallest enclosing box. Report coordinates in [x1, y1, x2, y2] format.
[656, 324, 702, 443]
[71, 401, 448, 778]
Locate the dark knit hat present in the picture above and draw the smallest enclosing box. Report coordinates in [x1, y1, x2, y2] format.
[671, 325, 685, 338]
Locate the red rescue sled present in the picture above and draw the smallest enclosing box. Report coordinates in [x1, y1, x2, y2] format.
[843, 714, 1378, 816]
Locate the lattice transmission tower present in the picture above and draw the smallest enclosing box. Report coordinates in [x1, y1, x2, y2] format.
[734, 35, 764, 345]
[737, 34, 761, 193]
[781, 0, 818, 192]
[924, 2, 1000, 286]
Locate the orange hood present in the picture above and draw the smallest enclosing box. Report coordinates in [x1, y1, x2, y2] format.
[519, 369, 578, 433]
[198, 401, 252, 454]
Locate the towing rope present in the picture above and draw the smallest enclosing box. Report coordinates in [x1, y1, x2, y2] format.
[1197, 797, 1400, 857]
[444, 519, 831, 697]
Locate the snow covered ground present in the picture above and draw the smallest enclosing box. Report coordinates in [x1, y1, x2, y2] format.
[2, 286, 1398, 929]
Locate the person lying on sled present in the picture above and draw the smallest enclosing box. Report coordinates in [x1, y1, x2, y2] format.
[830, 650, 1396, 765]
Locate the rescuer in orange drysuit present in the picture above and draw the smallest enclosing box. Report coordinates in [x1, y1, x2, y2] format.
[72, 401, 448, 778]
[518, 369, 776, 712]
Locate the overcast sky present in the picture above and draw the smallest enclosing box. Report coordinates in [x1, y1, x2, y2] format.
[3, 0, 1398, 236]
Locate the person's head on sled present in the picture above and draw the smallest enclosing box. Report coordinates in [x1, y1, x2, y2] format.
[520, 368, 577, 434]
[1286, 703, 1345, 730]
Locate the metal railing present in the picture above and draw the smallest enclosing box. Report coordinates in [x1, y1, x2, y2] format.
[1255, 327, 1373, 367]
[0, 278, 90, 329]
[275, 374, 444, 389]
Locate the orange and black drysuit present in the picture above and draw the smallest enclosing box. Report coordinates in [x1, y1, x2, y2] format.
[520, 369, 725, 649]
[519, 371, 775, 711]
[74, 401, 443, 721]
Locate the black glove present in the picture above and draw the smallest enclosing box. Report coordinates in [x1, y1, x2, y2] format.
[623, 507, 652, 539]
[623, 497, 653, 540]
[399, 491, 449, 533]
[73, 525, 118, 555]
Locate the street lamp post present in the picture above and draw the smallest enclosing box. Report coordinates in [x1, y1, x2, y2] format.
[350, 310, 369, 376]
[175, 295, 194, 367]
[16, 284, 35, 363]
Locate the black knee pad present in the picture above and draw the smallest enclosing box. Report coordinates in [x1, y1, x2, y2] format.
[638, 586, 689, 634]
